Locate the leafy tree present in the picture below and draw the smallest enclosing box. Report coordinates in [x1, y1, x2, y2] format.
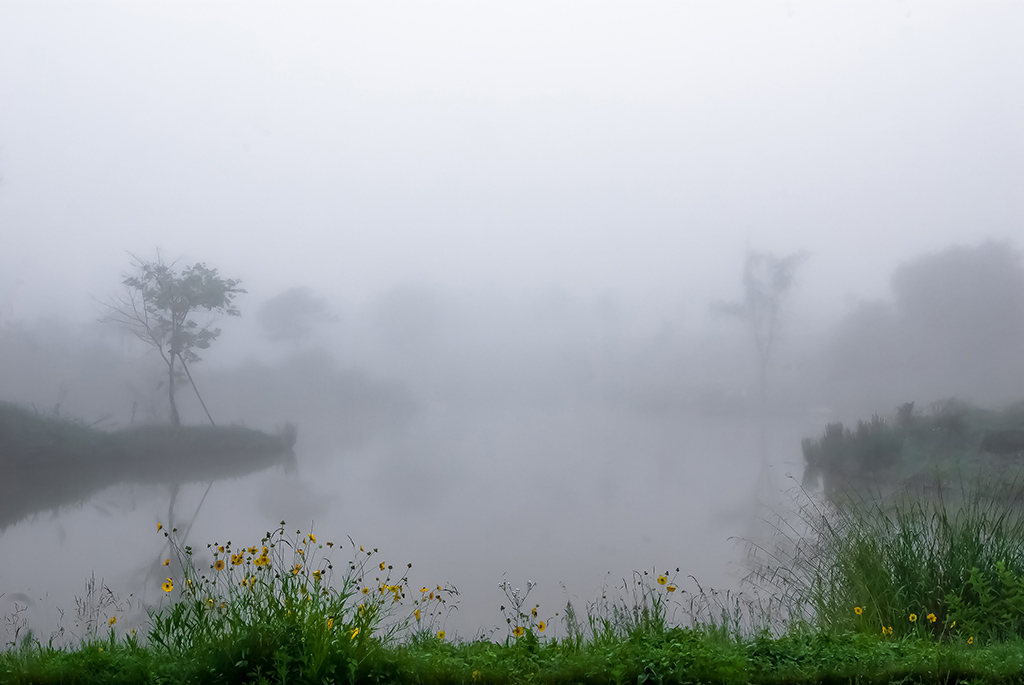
[105, 253, 245, 426]
[713, 250, 807, 402]
[257, 286, 334, 348]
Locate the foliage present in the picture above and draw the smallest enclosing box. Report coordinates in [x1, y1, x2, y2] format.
[749, 480, 1024, 647]
[0, 512, 1021, 684]
[105, 252, 245, 425]
[801, 397, 1024, 497]
[0, 401, 295, 530]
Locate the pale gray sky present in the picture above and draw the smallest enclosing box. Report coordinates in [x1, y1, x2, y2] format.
[1, 1, 1021, 322]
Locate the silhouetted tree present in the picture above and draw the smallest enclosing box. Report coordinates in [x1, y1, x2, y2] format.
[104, 253, 245, 426]
[713, 250, 807, 402]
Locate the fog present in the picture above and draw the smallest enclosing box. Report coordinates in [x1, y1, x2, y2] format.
[1, 1, 1022, 641]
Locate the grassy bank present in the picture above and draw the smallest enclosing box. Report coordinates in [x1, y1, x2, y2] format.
[0, 401, 296, 530]
[7, 485, 1024, 685]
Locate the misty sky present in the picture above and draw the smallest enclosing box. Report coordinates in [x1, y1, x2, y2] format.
[2, 1, 1021, 324]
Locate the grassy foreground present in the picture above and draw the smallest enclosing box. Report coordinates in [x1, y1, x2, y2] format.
[7, 488, 1024, 685]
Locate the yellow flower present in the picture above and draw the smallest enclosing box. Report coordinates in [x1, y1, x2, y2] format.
[513, 626, 525, 638]
[309, 533, 316, 543]
[415, 609, 421, 621]
[157, 522, 162, 532]
[293, 563, 302, 575]
[248, 546, 257, 555]
[254, 555, 269, 567]
[220, 602, 227, 609]
[327, 618, 334, 630]
[380, 561, 386, 571]
[538, 621, 546, 632]
[472, 671, 480, 682]
[657, 574, 668, 585]
[909, 613, 917, 623]
[163, 559, 170, 566]
[218, 545, 225, 553]
[532, 607, 538, 617]
[437, 630, 445, 640]
[968, 636, 974, 644]
[162, 578, 174, 592]
[421, 587, 429, 593]
[951, 621, 956, 628]
[297, 549, 304, 556]
[927, 613, 937, 623]
[667, 585, 676, 592]
[231, 553, 244, 566]
[214, 559, 225, 571]
[854, 606, 863, 615]
[313, 570, 322, 580]
[350, 627, 359, 640]
[362, 587, 370, 594]
[108, 616, 116, 626]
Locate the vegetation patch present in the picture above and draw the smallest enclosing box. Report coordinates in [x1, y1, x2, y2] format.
[0, 401, 296, 530]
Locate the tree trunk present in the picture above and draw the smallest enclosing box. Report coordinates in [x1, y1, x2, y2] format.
[168, 354, 180, 427]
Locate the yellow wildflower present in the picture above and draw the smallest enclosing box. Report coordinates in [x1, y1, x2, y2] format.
[421, 587, 429, 593]
[214, 559, 225, 571]
[108, 616, 116, 626]
[415, 609, 421, 621]
[309, 533, 316, 543]
[248, 546, 257, 555]
[380, 561, 386, 571]
[532, 607, 538, 617]
[362, 587, 370, 594]
[327, 618, 334, 630]
[157, 522, 162, 532]
[854, 606, 863, 615]
[928, 613, 937, 623]
[163, 559, 170, 566]
[667, 585, 676, 592]
[162, 578, 174, 592]
[231, 553, 244, 566]
[968, 636, 974, 644]
[218, 545, 224, 553]
[657, 574, 668, 585]
[437, 630, 445, 639]
[909, 613, 917, 623]
[351, 627, 359, 640]
[538, 621, 546, 632]
[513, 626, 525, 638]
[313, 569, 322, 580]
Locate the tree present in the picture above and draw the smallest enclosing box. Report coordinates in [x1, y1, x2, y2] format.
[257, 286, 334, 348]
[712, 250, 807, 403]
[105, 253, 246, 426]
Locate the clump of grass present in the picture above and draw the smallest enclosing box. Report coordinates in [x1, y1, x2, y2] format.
[750, 477, 1024, 644]
[142, 520, 448, 683]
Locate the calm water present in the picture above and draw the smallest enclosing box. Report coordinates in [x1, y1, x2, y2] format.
[1, 397, 814, 643]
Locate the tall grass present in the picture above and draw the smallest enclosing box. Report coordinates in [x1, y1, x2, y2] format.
[749, 475, 1024, 643]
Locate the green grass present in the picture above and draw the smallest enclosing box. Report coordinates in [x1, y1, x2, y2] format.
[8, 490, 1024, 685]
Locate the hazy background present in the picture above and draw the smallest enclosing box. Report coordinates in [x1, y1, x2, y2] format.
[1, 1, 1022, 641]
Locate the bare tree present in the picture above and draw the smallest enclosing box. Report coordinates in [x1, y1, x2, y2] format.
[713, 249, 807, 403]
[103, 252, 246, 426]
